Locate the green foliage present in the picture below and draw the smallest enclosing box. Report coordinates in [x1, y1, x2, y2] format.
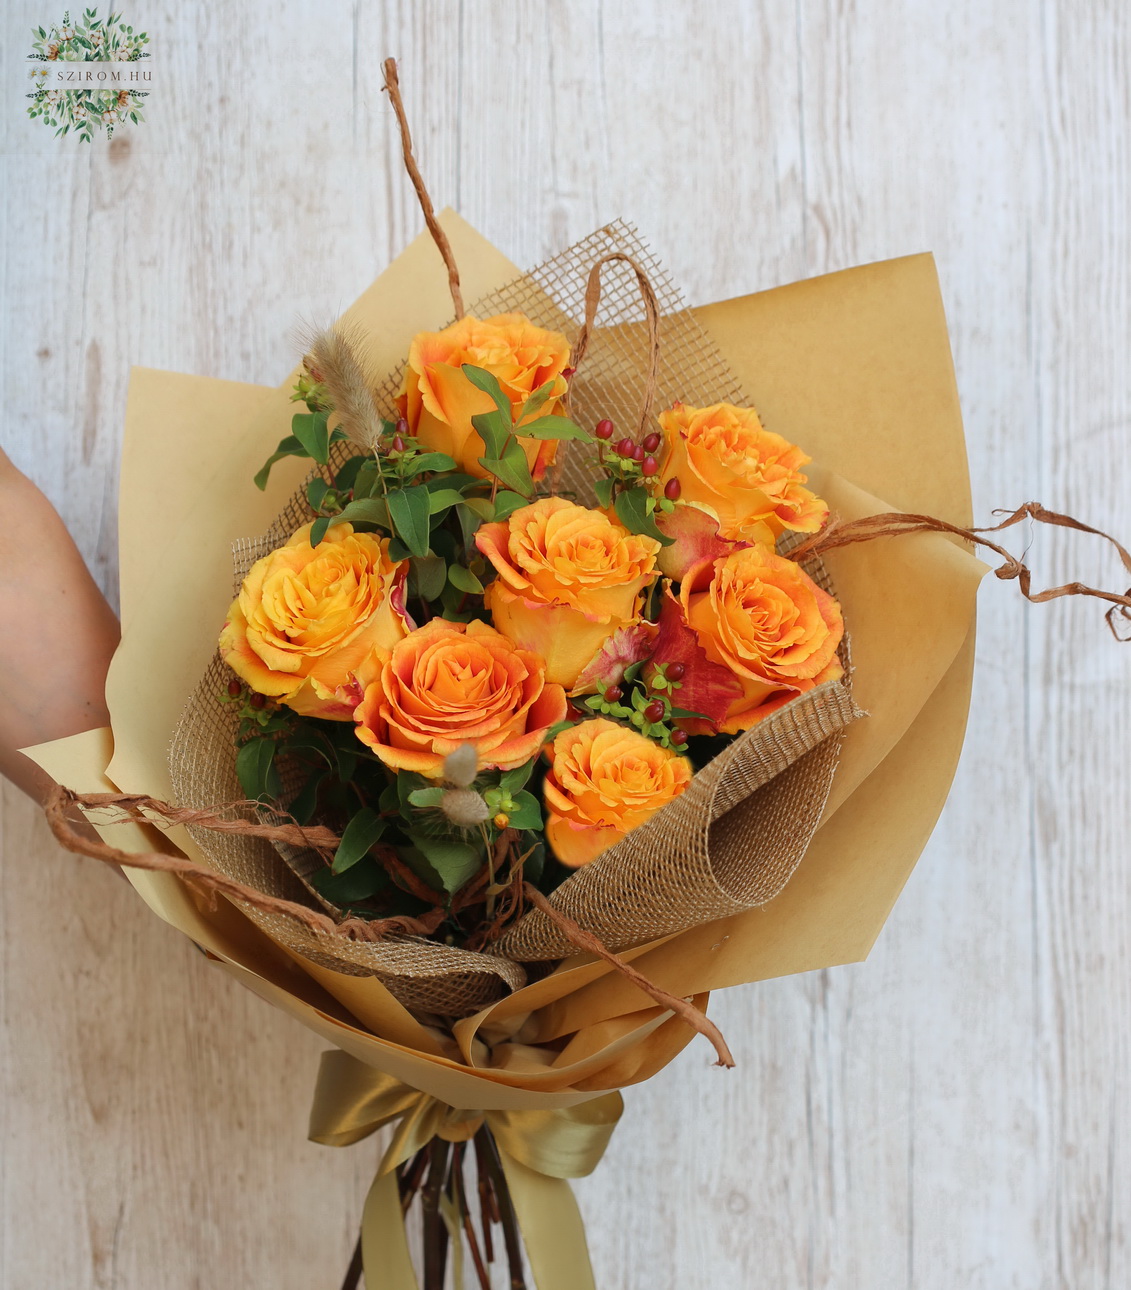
[331, 808, 386, 874]
[614, 486, 674, 545]
[235, 738, 280, 802]
[386, 486, 432, 558]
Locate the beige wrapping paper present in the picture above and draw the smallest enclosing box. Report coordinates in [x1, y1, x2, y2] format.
[25, 213, 985, 1109]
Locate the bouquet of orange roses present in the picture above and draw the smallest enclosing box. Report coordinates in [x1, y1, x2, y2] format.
[31, 60, 1131, 1290]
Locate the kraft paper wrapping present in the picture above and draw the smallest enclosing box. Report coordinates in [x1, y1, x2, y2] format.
[25, 212, 985, 1116]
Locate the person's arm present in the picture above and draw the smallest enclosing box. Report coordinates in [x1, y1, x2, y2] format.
[0, 448, 120, 801]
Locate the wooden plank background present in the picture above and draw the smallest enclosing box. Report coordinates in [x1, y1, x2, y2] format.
[2, 2, 1130, 1285]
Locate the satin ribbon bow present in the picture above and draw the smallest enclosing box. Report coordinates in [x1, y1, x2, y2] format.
[309, 1050, 623, 1289]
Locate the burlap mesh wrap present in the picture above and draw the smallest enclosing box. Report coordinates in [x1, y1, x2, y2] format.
[168, 221, 861, 1018]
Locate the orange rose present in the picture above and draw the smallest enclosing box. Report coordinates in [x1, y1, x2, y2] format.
[544, 719, 692, 868]
[667, 545, 844, 734]
[397, 313, 571, 481]
[219, 521, 408, 720]
[353, 618, 566, 777]
[657, 402, 828, 549]
[476, 497, 660, 690]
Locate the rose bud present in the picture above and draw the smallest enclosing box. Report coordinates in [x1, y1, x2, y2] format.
[595, 418, 615, 440]
[644, 699, 665, 722]
[664, 477, 681, 501]
[642, 455, 658, 476]
[642, 432, 661, 453]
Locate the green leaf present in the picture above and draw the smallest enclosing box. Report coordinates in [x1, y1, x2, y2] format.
[470, 409, 513, 459]
[517, 414, 592, 442]
[306, 477, 332, 511]
[425, 472, 480, 493]
[386, 486, 432, 558]
[593, 477, 615, 510]
[407, 786, 445, 808]
[235, 738, 279, 802]
[333, 455, 369, 492]
[331, 807, 386, 874]
[669, 706, 717, 723]
[492, 491, 528, 522]
[505, 790, 543, 832]
[409, 834, 482, 895]
[291, 411, 331, 465]
[402, 451, 458, 478]
[335, 496, 391, 529]
[459, 496, 495, 522]
[447, 564, 484, 594]
[352, 458, 383, 499]
[614, 487, 674, 545]
[460, 364, 512, 421]
[253, 434, 306, 490]
[426, 488, 466, 514]
[309, 515, 333, 546]
[479, 440, 534, 499]
[396, 770, 431, 813]
[516, 378, 558, 425]
[409, 554, 447, 601]
[499, 760, 535, 793]
[311, 855, 388, 904]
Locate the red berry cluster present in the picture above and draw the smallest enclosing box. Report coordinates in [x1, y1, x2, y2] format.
[593, 419, 681, 498]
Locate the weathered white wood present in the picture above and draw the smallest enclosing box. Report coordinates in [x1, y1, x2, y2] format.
[2, 0, 1130, 1285]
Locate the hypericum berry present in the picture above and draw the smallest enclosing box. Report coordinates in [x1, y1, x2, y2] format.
[392, 434, 405, 453]
[670, 728, 688, 747]
[632, 444, 646, 461]
[641, 455, 658, 476]
[493, 813, 510, 830]
[644, 699, 665, 723]
[226, 679, 242, 698]
[249, 692, 266, 710]
[666, 662, 685, 682]
[642, 432, 661, 453]
[395, 417, 409, 438]
[595, 418, 615, 440]
[616, 437, 635, 457]
[664, 477, 681, 501]
[604, 685, 623, 703]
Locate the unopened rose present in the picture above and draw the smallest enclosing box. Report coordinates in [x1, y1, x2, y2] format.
[477, 497, 660, 689]
[666, 545, 844, 734]
[353, 618, 566, 778]
[544, 719, 692, 868]
[219, 521, 409, 720]
[397, 313, 571, 481]
[658, 402, 828, 547]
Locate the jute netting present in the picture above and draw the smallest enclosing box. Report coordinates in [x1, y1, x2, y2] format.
[168, 221, 861, 1018]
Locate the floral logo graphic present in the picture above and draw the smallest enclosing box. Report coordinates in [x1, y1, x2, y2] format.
[26, 8, 150, 141]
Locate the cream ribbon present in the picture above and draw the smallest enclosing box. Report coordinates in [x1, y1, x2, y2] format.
[309, 1050, 623, 1289]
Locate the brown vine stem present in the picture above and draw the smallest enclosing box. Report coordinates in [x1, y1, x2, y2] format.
[523, 883, 736, 1067]
[382, 57, 465, 320]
